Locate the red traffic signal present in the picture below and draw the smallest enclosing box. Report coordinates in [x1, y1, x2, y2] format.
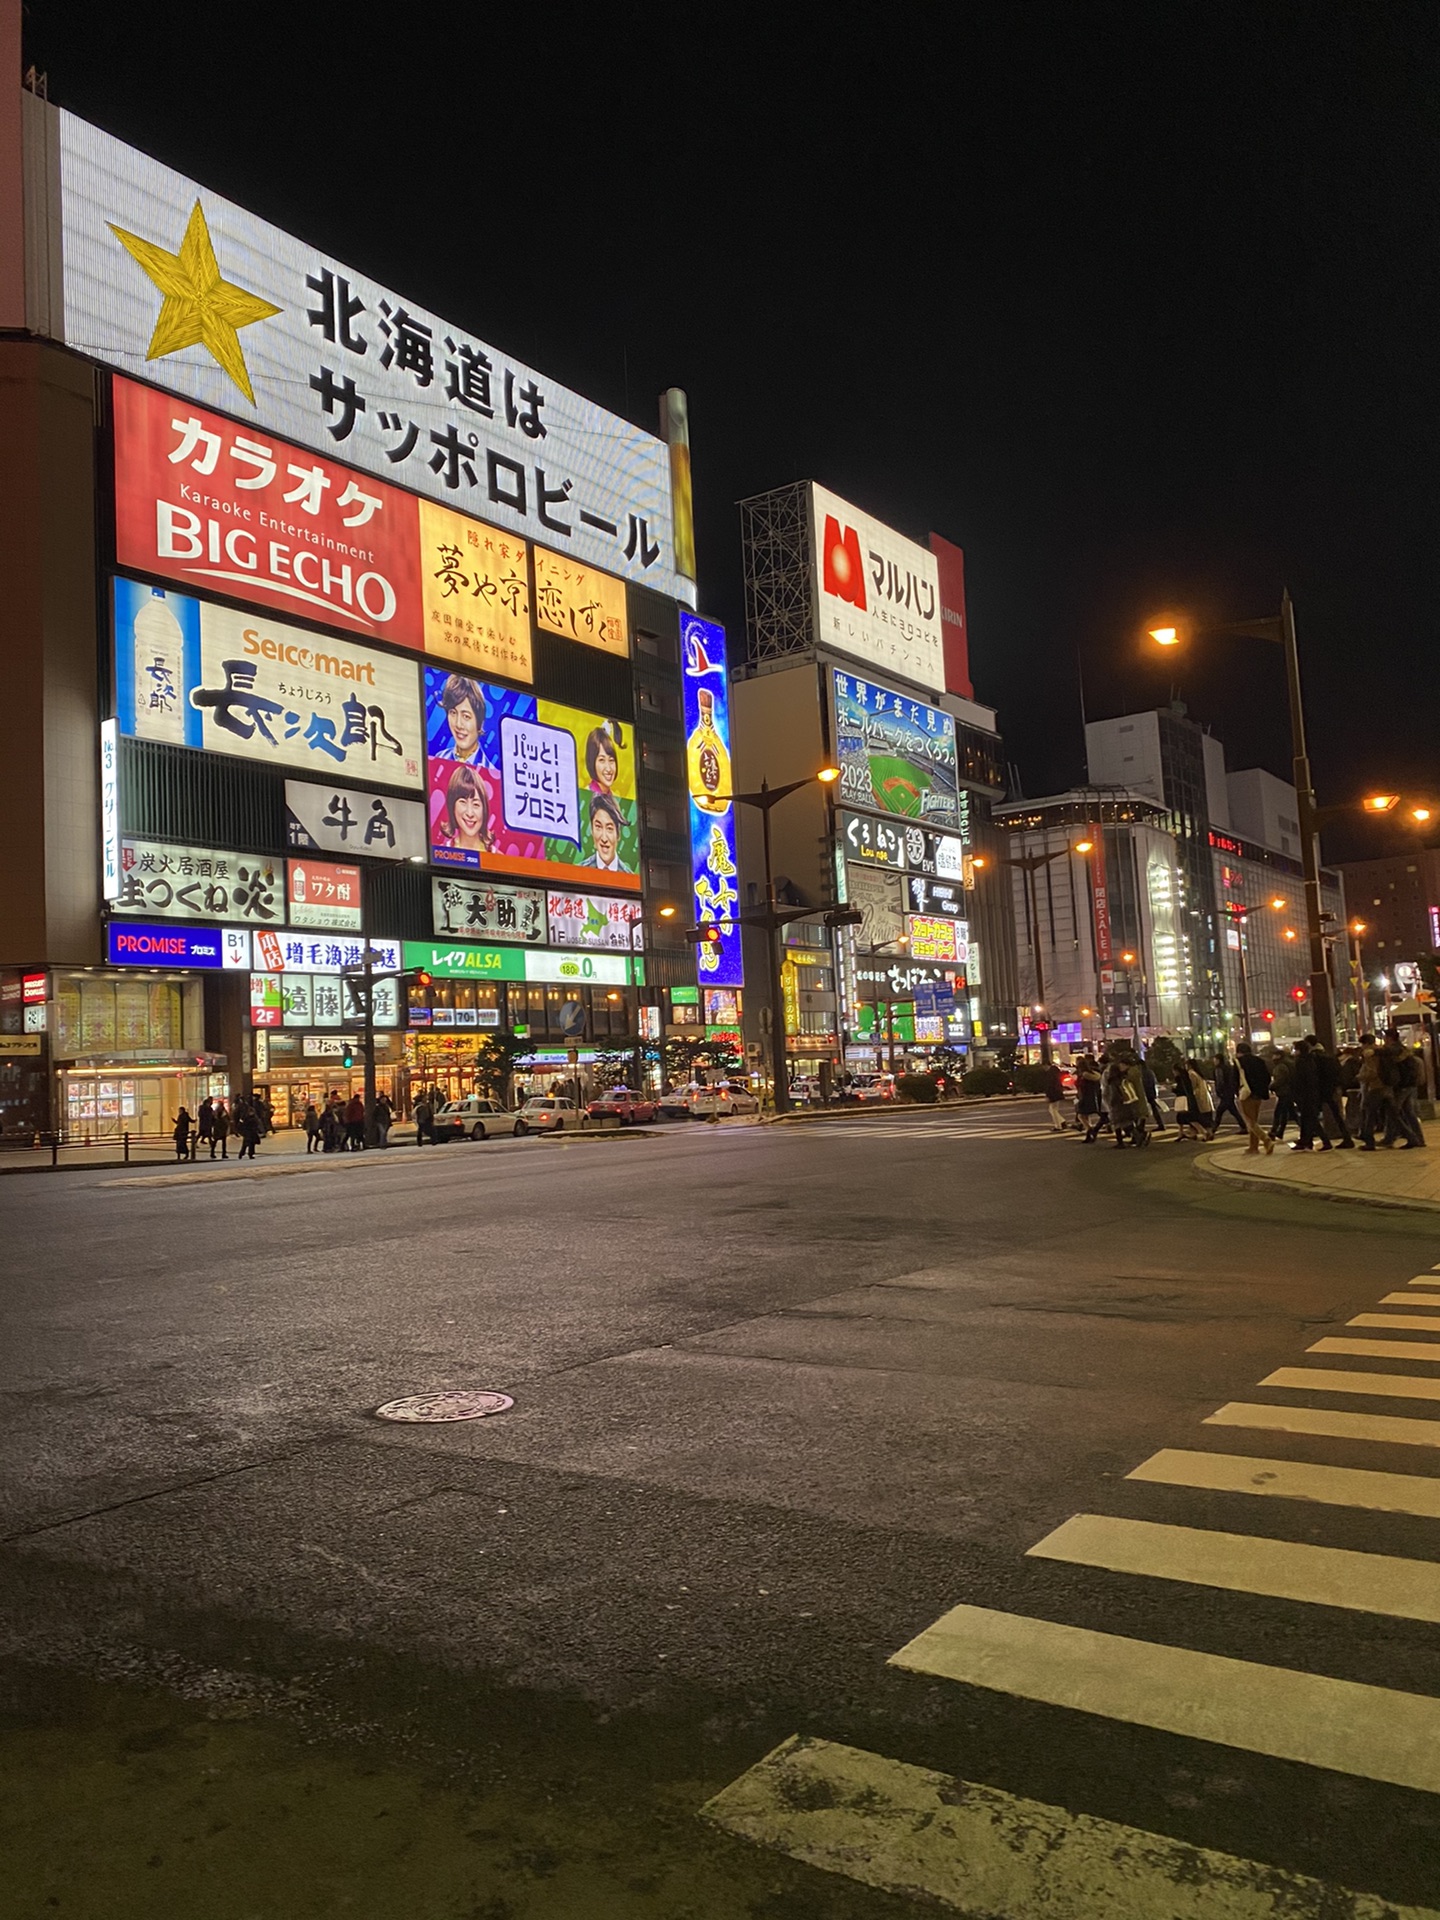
[415, 970, 432, 988]
[1290, 985, 1307, 1002]
[1261, 1009, 1275, 1024]
[1030, 1018, 1051, 1033]
[687, 925, 723, 947]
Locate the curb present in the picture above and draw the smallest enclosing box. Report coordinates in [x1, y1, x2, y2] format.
[1193, 1148, 1440, 1215]
[767, 1096, 1046, 1128]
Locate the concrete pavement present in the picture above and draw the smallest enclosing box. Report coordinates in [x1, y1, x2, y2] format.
[1203, 1138, 1440, 1212]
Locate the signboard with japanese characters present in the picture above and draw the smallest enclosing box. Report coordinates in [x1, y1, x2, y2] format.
[810, 484, 944, 692]
[112, 838, 283, 927]
[251, 972, 399, 1028]
[100, 719, 121, 900]
[105, 921, 251, 969]
[284, 780, 426, 862]
[286, 860, 362, 931]
[251, 932, 400, 975]
[545, 891, 644, 951]
[680, 613, 742, 986]
[904, 874, 966, 918]
[905, 914, 959, 963]
[113, 377, 536, 677]
[403, 940, 634, 985]
[57, 109, 686, 602]
[423, 668, 639, 890]
[831, 669, 959, 828]
[532, 548, 628, 659]
[113, 576, 424, 787]
[432, 877, 547, 944]
[840, 811, 905, 868]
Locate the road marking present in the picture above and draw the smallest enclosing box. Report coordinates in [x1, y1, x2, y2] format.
[889, 1602, 1440, 1794]
[703, 1734, 1440, 1919]
[1028, 1512, 1440, 1625]
[1260, 1366, 1440, 1402]
[1312, 1336, 1440, 1362]
[1381, 1292, 1440, 1307]
[1205, 1401, 1440, 1448]
[1348, 1312, 1440, 1333]
[1127, 1447, 1440, 1518]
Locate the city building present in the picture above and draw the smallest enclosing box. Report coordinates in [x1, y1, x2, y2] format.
[732, 481, 1015, 1088]
[0, 88, 720, 1138]
[1336, 849, 1440, 968]
[992, 789, 1188, 1049]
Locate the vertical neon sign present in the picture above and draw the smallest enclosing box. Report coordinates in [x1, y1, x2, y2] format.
[680, 613, 743, 987]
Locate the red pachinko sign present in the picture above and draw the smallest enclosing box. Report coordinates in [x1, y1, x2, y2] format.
[113, 375, 426, 648]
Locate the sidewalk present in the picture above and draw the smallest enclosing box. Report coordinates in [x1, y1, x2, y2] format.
[1199, 1139, 1440, 1214]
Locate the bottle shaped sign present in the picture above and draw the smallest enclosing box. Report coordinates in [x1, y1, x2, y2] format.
[687, 688, 730, 815]
[132, 592, 187, 745]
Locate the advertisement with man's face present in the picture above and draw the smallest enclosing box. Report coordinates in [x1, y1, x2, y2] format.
[423, 667, 638, 891]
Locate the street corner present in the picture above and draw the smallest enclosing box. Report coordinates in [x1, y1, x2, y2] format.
[1197, 1140, 1440, 1215]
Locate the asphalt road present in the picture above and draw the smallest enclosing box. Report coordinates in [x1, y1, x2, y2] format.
[2, 1103, 1438, 1918]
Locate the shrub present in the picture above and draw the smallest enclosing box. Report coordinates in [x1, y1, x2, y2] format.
[962, 1066, 1012, 1098]
[897, 1072, 939, 1104]
[1012, 1063, 1052, 1094]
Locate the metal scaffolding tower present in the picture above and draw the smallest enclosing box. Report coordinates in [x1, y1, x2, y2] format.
[738, 482, 815, 665]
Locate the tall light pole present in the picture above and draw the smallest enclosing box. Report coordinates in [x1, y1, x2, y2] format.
[1349, 919, 1371, 1036]
[983, 837, 1094, 1066]
[1149, 594, 1335, 1048]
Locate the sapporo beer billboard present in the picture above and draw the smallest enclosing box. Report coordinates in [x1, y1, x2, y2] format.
[58, 108, 687, 602]
[424, 667, 639, 891]
[113, 576, 424, 786]
[113, 376, 535, 678]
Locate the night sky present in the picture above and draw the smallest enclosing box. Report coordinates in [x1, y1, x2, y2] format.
[22, 4, 1439, 861]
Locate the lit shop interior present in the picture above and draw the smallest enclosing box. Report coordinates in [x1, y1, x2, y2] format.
[52, 970, 227, 1140]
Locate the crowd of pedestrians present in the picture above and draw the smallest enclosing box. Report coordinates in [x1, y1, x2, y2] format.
[171, 1093, 272, 1162]
[1062, 1030, 1429, 1153]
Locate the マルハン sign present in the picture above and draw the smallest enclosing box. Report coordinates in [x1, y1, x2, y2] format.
[51, 107, 688, 602]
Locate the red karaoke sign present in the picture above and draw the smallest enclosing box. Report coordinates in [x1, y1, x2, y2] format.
[113, 375, 426, 649]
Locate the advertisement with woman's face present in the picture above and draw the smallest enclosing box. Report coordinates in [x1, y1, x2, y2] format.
[424, 668, 639, 890]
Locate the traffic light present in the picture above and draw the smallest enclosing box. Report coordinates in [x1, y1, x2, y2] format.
[341, 1045, 355, 1069]
[1290, 985, 1307, 1003]
[1031, 1017, 1051, 1034]
[1261, 1009, 1275, 1024]
[415, 970, 432, 988]
[687, 924, 723, 947]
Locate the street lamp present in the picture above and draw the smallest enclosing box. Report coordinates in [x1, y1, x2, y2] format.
[1349, 919, 1372, 1036]
[1146, 593, 1336, 1049]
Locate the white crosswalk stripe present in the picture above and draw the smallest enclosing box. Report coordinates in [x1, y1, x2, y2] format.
[1205, 1401, 1440, 1448]
[1311, 1335, 1440, 1362]
[1381, 1291, 1440, 1306]
[1262, 1365, 1440, 1401]
[1127, 1446, 1440, 1518]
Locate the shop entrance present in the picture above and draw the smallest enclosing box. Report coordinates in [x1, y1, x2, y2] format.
[60, 1066, 229, 1142]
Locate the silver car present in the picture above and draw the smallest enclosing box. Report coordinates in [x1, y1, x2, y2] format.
[433, 1097, 530, 1142]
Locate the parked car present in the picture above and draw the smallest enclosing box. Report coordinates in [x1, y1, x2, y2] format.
[688, 1080, 761, 1117]
[585, 1087, 658, 1125]
[432, 1097, 530, 1142]
[519, 1095, 581, 1132]
[657, 1085, 695, 1121]
[850, 1073, 897, 1103]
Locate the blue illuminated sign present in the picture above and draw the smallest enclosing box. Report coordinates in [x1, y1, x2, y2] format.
[680, 612, 743, 988]
[106, 921, 251, 969]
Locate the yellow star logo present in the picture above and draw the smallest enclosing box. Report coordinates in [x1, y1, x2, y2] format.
[108, 199, 281, 406]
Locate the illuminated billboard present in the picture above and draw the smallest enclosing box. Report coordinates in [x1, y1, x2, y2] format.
[679, 612, 742, 987]
[113, 577, 424, 786]
[284, 780, 426, 861]
[113, 376, 533, 678]
[423, 668, 639, 891]
[113, 838, 282, 926]
[432, 877, 547, 944]
[810, 484, 944, 692]
[831, 668, 959, 828]
[56, 110, 687, 602]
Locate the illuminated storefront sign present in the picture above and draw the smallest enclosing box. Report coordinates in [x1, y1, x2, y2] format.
[251, 971, 399, 1028]
[533, 548, 629, 658]
[831, 669, 958, 827]
[286, 860, 362, 931]
[905, 874, 965, 917]
[22, 973, 48, 1004]
[905, 914, 959, 962]
[112, 838, 283, 925]
[841, 811, 905, 867]
[432, 876, 547, 944]
[57, 111, 685, 601]
[113, 577, 425, 786]
[546, 891, 644, 951]
[403, 941, 632, 985]
[845, 863, 904, 948]
[284, 780, 426, 862]
[100, 719, 120, 900]
[680, 612, 742, 986]
[251, 931, 399, 974]
[424, 667, 639, 889]
[811, 484, 944, 692]
[105, 921, 251, 968]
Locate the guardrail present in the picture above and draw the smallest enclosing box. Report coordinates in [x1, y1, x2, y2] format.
[0, 1130, 191, 1168]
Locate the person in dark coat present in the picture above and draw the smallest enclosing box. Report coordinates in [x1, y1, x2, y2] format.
[302, 1102, 321, 1153]
[194, 1096, 215, 1161]
[172, 1106, 193, 1161]
[1235, 1042, 1273, 1154]
[210, 1101, 231, 1160]
[1291, 1038, 1327, 1150]
[1210, 1053, 1246, 1134]
[236, 1100, 262, 1161]
[1043, 1061, 1067, 1132]
[1311, 1041, 1353, 1147]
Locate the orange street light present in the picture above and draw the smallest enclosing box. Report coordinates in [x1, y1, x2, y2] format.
[1412, 806, 1433, 824]
[1148, 624, 1182, 647]
[971, 855, 988, 870]
[1269, 896, 1287, 910]
[816, 765, 841, 783]
[1282, 927, 1298, 941]
[1350, 919, 1367, 935]
[1073, 838, 1095, 854]
[1120, 950, 1136, 964]
[1364, 793, 1401, 813]
[658, 903, 678, 919]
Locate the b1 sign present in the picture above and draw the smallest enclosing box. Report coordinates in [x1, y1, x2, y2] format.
[810, 483, 944, 693]
[106, 922, 251, 969]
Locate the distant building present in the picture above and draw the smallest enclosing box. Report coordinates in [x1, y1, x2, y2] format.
[1336, 849, 1440, 972]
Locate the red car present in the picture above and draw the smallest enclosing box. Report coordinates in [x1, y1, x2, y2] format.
[585, 1087, 658, 1125]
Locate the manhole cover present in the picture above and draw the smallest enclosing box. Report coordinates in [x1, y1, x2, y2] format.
[374, 1390, 514, 1423]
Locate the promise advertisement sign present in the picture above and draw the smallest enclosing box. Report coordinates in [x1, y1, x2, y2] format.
[831, 668, 959, 829]
[424, 668, 639, 891]
[113, 376, 534, 679]
[113, 577, 424, 787]
[58, 109, 685, 602]
[680, 612, 742, 987]
[810, 483, 944, 693]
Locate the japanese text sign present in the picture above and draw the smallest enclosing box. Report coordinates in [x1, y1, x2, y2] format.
[57, 109, 687, 601]
[432, 877, 547, 944]
[286, 860, 362, 931]
[532, 548, 628, 658]
[424, 668, 638, 891]
[284, 780, 426, 861]
[831, 669, 959, 829]
[904, 914, 959, 963]
[113, 838, 283, 927]
[680, 613, 742, 987]
[113, 576, 424, 787]
[810, 484, 944, 692]
[545, 891, 644, 951]
[251, 931, 400, 974]
[105, 921, 251, 969]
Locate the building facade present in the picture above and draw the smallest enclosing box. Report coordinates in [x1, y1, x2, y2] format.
[0, 91, 716, 1138]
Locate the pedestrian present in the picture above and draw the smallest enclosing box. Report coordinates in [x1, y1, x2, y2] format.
[344, 1092, 366, 1151]
[1103, 1056, 1139, 1147]
[194, 1095, 214, 1162]
[1172, 1060, 1199, 1140]
[1291, 1037, 1329, 1151]
[302, 1102, 321, 1154]
[1268, 1049, 1296, 1143]
[413, 1091, 434, 1146]
[1075, 1054, 1105, 1143]
[1356, 1034, 1391, 1150]
[236, 1100, 262, 1161]
[320, 1098, 342, 1153]
[373, 1092, 393, 1148]
[1210, 1052, 1246, 1135]
[1185, 1058, 1217, 1140]
[1339, 1046, 1364, 1131]
[1140, 1055, 1168, 1132]
[1384, 1037, 1426, 1149]
[1311, 1040, 1354, 1148]
[172, 1105, 192, 1161]
[1043, 1060, 1067, 1132]
[211, 1100, 230, 1160]
[1235, 1042, 1274, 1154]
